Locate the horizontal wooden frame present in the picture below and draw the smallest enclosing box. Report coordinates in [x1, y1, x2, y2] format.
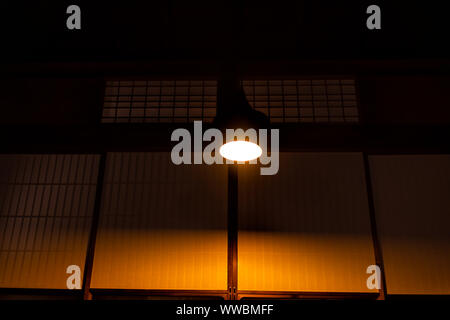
[2, 288, 448, 301]
[90, 289, 228, 300]
[238, 291, 380, 300]
[1, 124, 450, 155]
[2, 59, 450, 77]
[0, 288, 83, 300]
[386, 294, 450, 301]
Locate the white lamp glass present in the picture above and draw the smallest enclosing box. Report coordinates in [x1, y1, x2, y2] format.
[219, 141, 262, 162]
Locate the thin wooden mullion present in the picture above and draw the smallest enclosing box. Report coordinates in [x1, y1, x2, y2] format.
[362, 152, 388, 300]
[82, 153, 107, 300]
[227, 165, 238, 300]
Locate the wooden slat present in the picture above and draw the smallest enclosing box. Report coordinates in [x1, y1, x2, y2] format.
[0, 154, 100, 289]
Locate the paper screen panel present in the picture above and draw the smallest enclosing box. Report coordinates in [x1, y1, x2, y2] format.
[369, 155, 450, 294]
[90, 152, 228, 290]
[0, 154, 99, 289]
[242, 79, 358, 123]
[238, 153, 376, 292]
[102, 80, 217, 123]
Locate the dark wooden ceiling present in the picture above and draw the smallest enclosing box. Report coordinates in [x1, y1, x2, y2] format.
[1, 1, 449, 62]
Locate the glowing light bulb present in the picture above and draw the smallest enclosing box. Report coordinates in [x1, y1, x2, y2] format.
[219, 141, 262, 162]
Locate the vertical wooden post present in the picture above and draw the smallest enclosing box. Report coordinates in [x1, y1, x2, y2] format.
[363, 152, 388, 300]
[82, 153, 107, 300]
[227, 165, 238, 300]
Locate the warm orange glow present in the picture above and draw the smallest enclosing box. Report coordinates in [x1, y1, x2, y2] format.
[0, 232, 89, 289]
[219, 141, 262, 162]
[90, 153, 229, 290]
[238, 232, 376, 292]
[237, 152, 378, 293]
[91, 230, 228, 290]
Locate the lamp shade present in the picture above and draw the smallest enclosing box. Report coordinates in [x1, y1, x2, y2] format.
[213, 89, 269, 131]
[213, 77, 269, 162]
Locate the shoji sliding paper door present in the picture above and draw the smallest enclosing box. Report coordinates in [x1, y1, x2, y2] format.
[0, 154, 99, 289]
[370, 155, 450, 294]
[238, 153, 376, 293]
[90, 152, 228, 290]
